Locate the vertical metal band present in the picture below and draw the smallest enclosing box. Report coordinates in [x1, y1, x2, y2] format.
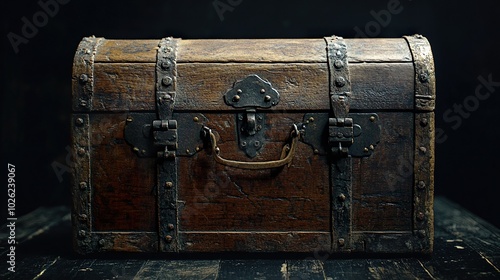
[72, 37, 102, 254]
[156, 37, 179, 252]
[404, 35, 436, 112]
[405, 34, 436, 252]
[325, 36, 353, 251]
[71, 114, 92, 254]
[72, 36, 102, 112]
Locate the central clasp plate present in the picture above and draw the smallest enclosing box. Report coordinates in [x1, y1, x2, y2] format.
[224, 75, 280, 158]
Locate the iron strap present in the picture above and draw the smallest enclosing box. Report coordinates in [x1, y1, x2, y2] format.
[403, 35, 436, 111]
[156, 37, 179, 252]
[325, 36, 353, 251]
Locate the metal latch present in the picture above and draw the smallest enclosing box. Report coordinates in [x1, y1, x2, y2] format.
[329, 117, 353, 156]
[224, 75, 280, 158]
[152, 119, 177, 158]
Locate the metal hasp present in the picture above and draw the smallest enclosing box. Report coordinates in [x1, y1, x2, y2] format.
[224, 75, 280, 158]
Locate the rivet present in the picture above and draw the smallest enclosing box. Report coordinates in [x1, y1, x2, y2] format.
[419, 146, 427, 154]
[313, 149, 319, 154]
[335, 77, 346, 87]
[99, 239, 106, 246]
[78, 230, 86, 238]
[338, 193, 346, 202]
[417, 181, 426, 189]
[419, 73, 429, 83]
[77, 148, 86, 156]
[254, 141, 260, 147]
[256, 125, 262, 131]
[165, 235, 173, 243]
[193, 116, 199, 122]
[133, 147, 140, 153]
[79, 74, 88, 84]
[264, 95, 271, 102]
[168, 224, 175, 230]
[195, 147, 200, 152]
[75, 118, 84, 126]
[237, 89, 242, 94]
[417, 212, 425, 221]
[420, 118, 428, 127]
[80, 100, 88, 107]
[260, 88, 266, 94]
[79, 182, 87, 190]
[233, 95, 241, 102]
[238, 115, 244, 121]
[162, 76, 173, 86]
[308, 117, 315, 122]
[126, 116, 133, 123]
[241, 141, 247, 147]
[215, 147, 220, 154]
[363, 147, 369, 153]
[369, 115, 376, 122]
[165, 181, 173, 188]
[334, 60, 344, 69]
[161, 60, 171, 70]
[338, 238, 345, 247]
[257, 115, 263, 121]
[369, 145, 375, 150]
[78, 214, 88, 221]
[186, 149, 190, 154]
[417, 230, 426, 238]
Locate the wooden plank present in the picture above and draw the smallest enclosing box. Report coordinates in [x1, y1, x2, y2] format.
[92, 232, 158, 253]
[133, 260, 220, 280]
[345, 38, 412, 63]
[91, 62, 413, 111]
[94, 39, 159, 62]
[92, 63, 155, 111]
[218, 260, 285, 279]
[179, 232, 331, 252]
[94, 38, 411, 64]
[352, 112, 414, 232]
[89, 113, 157, 231]
[178, 112, 330, 233]
[323, 258, 432, 279]
[285, 259, 326, 279]
[0, 206, 69, 254]
[433, 197, 500, 272]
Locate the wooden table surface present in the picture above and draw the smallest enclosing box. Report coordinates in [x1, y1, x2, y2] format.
[1, 196, 499, 279]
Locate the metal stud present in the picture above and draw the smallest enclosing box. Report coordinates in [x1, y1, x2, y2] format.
[233, 95, 241, 102]
[79, 74, 88, 84]
[193, 116, 199, 122]
[77, 148, 86, 156]
[369, 115, 376, 122]
[260, 88, 266, 93]
[363, 147, 369, 153]
[75, 118, 84, 126]
[165, 181, 173, 188]
[79, 182, 87, 190]
[126, 116, 133, 123]
[417, 212, 425, 221]
[338, 193, 346, 202]
[165, 235, 173, 243]
[334, 60, 344, 69]
[417, 181, 426, 189]
[162, 76, 173, 86]
[419, 147, 427, 154]
[338, 238, 345, 247]
[264, 95, 271, 102]
[420, 118, 428, 127]
[335, 77, 346, 87]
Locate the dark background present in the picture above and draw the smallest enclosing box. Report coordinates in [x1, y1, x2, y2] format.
[1, 0, 499, 228]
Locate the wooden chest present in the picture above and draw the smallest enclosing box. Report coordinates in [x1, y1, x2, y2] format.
[71, 35, 435, 254]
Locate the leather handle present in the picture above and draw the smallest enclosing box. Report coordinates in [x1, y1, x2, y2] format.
[203, 125, 299, 170]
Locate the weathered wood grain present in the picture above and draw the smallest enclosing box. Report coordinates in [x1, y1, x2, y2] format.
[95, 38, 412, 63]
[94, 39, 159, 63]
[178, 112, 330, 233]
[93, 63, 155, 111]
[91, 62, 413, 111]
[218, 260, 285, 279]
[179, 232, 331, 252]
[89, 113, 157, 231]
[133, 260, 220, 280]
[352, 112, 414, 232]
